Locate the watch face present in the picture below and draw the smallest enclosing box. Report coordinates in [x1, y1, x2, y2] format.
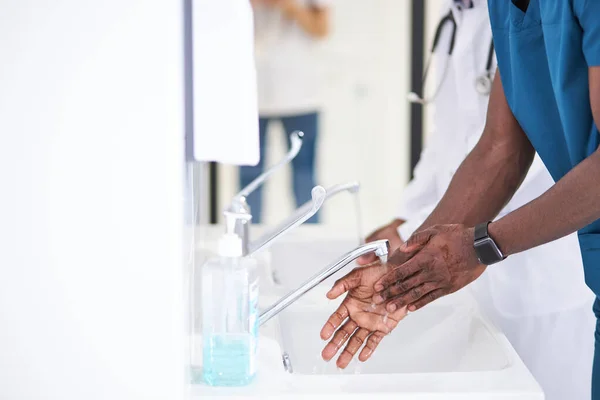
[474, 237, 504, 265]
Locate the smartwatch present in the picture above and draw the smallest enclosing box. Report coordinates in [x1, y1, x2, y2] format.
[473, 222, 505, 265]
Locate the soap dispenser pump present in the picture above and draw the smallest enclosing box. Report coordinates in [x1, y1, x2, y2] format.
[199, 226, 259, 387]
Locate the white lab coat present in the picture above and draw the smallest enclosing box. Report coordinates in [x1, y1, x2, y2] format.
[397, 1, 596, 399]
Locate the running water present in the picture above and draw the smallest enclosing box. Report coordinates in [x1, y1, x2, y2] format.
[354, 362, 363, 375]
[353, 192, 364, 245]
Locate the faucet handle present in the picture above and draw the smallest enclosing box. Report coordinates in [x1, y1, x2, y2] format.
[235, 131, 304, 201]
[248, 185, 326, 256]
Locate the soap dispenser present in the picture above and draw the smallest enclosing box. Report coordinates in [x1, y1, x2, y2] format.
[199, 214, 259, 387]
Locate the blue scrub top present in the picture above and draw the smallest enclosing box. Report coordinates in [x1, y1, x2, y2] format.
[487, 0, 600, 294]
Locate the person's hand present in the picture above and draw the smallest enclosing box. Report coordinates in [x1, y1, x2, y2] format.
[250, 0, 271, 7]
[259, 0, 296, 13]
[373, 224, 486, 312]
[357, 219, 405, 265]
[276, 0, 300, 18]
[319, 262, 409, 368]
[251, 0, 279, 8]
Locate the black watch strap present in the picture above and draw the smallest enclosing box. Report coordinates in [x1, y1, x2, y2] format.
[474, 222, 490, 242]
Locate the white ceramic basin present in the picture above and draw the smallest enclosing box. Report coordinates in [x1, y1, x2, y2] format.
[265, 235, 510, 375]
[275, 301, 509, 375]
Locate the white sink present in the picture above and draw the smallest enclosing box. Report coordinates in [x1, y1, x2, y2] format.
[275, 301, 509, 375]
[193, 225, 543, 399]
[265, 234, 511, 375]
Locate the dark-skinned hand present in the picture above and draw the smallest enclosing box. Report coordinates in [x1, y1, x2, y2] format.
[373, 224, 486, 312]
[320, 261, 409, 369]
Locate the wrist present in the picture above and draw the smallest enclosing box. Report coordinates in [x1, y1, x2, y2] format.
[487, 220, 510, 256]
[466, 226, 482, 265]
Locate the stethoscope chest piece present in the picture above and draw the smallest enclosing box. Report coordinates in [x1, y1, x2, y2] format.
[475, 74, 493, 96]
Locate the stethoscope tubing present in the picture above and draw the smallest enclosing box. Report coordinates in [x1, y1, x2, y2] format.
[408, 5, 495, 104]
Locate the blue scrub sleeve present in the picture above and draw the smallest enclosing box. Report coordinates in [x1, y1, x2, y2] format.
[576, 0, 600, 66]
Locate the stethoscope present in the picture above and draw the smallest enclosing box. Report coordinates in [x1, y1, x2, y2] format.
[408, 8, 495, 105]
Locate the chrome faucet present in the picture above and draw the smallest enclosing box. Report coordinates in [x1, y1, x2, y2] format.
[224, 131, 364, 258]
[258, 239, 390, 326]
[225, 131, 307, 255]
[245, 186, 326, 256]
[235, 132, 304, 203]
[278, 181, 359, 228]
[251, 181, 361, 258]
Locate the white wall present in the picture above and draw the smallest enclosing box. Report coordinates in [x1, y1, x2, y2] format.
[0, 2, 186, 399]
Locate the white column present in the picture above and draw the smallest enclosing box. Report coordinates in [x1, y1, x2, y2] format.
[0, 2, 186, 399]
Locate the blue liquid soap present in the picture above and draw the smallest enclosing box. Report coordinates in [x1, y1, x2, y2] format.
[203, 334, 255, 386]
[198, 232, 259, 387]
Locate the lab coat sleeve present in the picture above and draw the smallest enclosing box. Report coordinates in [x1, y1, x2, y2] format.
[576, 0, 600, 66]
[396, 132, 441, 230]
[397, 204, 437, 241]
[396, 2, 457, 235]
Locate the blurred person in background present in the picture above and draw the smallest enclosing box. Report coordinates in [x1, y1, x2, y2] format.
[320, 1, 595, 398]
[241, 0, 331, 224]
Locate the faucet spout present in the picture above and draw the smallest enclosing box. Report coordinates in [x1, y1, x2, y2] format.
[247, 186, 327, 256]
[276, 181, 359, 229]
[258, 239, 390, 326]
[224, 131, 305, 255]
[247, 181, 360, 257]
[235, 131, 304, 201]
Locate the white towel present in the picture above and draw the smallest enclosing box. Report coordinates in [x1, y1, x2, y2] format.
[192, 0, 260, 166]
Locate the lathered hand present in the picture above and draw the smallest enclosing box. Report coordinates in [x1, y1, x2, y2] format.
[319, 261, 408, 368]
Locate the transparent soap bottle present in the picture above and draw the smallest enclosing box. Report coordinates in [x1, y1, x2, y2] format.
[200, 232, 259, 387]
